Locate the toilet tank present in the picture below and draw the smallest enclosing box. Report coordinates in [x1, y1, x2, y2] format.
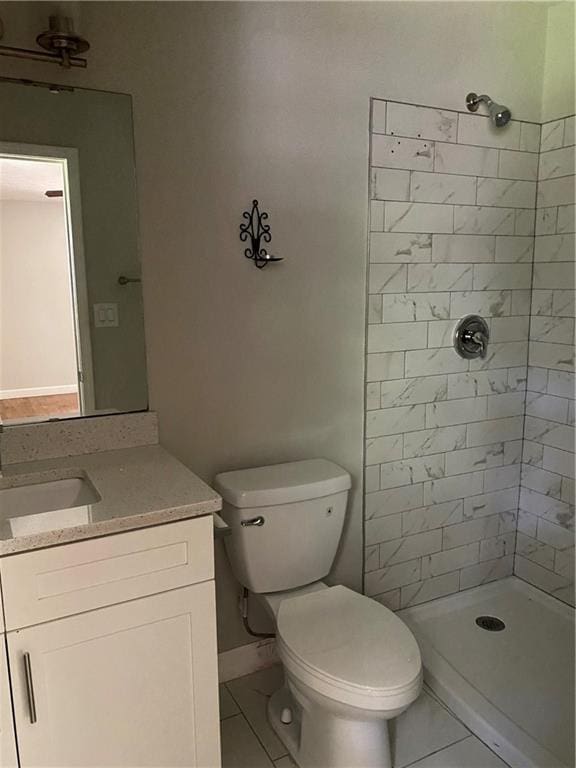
[215, 459, 351, 594]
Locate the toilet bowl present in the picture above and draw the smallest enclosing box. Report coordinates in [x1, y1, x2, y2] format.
[260, 582, 422, 768]
[215, 459, 423, 768]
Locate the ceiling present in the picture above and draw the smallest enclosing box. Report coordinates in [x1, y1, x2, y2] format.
[0, 157, 65, 202]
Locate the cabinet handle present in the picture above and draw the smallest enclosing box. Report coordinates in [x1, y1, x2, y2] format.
[23, 652, 37, 724]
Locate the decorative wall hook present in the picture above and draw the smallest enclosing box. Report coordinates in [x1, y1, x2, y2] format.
[239, 200, 283, 269]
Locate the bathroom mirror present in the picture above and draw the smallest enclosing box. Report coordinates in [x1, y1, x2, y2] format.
[0, 78, 148, 424]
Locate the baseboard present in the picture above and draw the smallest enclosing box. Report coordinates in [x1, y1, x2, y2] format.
[218, 637, 278, 683]
[0, 385, 78, 399]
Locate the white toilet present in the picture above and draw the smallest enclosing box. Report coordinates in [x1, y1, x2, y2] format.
[215, 458, 422, 768]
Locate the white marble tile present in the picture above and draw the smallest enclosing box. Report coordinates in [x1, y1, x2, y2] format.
[407, 263, 472, 291]
[490, 316, 529, 342]
[498, 148, 538, 180]
[219, 685, 240, 720]
[484, 464, 520, 492]
[473, 263, 532, 290]
[510, 289, 532, 315]
[410, 735, 509, 768]
[410, 171, 476, 204]
[364, 558, 421, 595]
[547, 370, 575, 398]
[450, 290, 511, 318]
[519, 487, 573, 528]
[371, 588, 401, 610]
[364, 475, 418, 520]
[407, 348, 471, 380]
[477, 178, 536, 209]
[540, 119, 564, 152]
[460, 555, 514, 590]
[371, 99, 387, 133]
[530, 316, 574, 345]
[525, 415, 574, 452]
[443, 515, 499, 550]
[366, 351, 405, 382]
[370, 200, 385, 231]
[385, 202, 453, 234]
[220, 714, 275, 768]
[435, 143, 499, 177]
[514, 208, 536, 235]
[447, 369, 510, 398]
[380, 375, 447, 408]
[403, 424, 467, 458]
[514, 555, 572, 599]
[537, 517, 575, 550]
[372, 134, 434, 171]
[365, 463, 380, 491]
[537, 176, 575, 208]
[563, 115, 576, 147]
[367, 383, 382, 413]
[543, 447, 575, 479]
[468, 341, 528, 371]
[539, 145, 575, 180]
[528, 341, 574, 373]
[552, 290, 576, 317]
[380, 454, 445, 491]
[432, 233, 495, 263]
[402, 500, 464, 535]
[494, 235, 533, 263]
[427, 319, 456, 348]
[486, 391, 525, 419]
[366, 403, 426, 437]
[519, 122, 541, 153]
[522, 439, 544, 467]
[423, 471, 484, 505]
[392, 690, 469, 768]
[370, 232, 432, 263]
[463, 487, 518, 519]
[530, 289, 553, 316]
[554, 547, 574, 578]
[535, 206, 558, 235]
[226, 668, 287, 761]
[368, 321, 427, 353]
[365, 513, 402, 546]
[422, 541, 480, 578]
[517, 509, 538, 537]
[368, 296, 383, 327]
[445, 443, 506, 477]
[557, 203, 575, 233]
[371, 167, 410, 201]
[366, 433, 403, 464]
[527, 365, 549, 392]
[379, 529, 442, 566]
[382, 292, 450, 322]
[400, 571, 460, 608]
[534, 233, 574, 262]
[426, 397, 487, 428]
[386, 102, 458, 143]
[521, 464, 562, 498]
[454, 206, 515, 235]
[480, 532, 515, 562]
[467, 415, 524, 447]
[369, 263, 407, 293]
[458, 114, 520, 150]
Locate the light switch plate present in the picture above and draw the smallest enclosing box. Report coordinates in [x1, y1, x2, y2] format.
[93, 302, 119, 327]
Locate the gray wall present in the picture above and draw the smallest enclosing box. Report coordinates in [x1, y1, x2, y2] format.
[0, 1, 555, 650]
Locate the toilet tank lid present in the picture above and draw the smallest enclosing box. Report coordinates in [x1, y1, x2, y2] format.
[214, 459, 351, 508]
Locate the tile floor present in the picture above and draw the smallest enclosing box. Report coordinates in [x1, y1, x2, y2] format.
[219, 665, 510, 768]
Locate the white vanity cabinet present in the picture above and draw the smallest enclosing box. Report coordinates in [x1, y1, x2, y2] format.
[0, 516, 221, 768]
[1, 624, 18, 768]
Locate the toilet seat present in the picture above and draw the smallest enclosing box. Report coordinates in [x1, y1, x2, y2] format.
[276, 585, 422, 711]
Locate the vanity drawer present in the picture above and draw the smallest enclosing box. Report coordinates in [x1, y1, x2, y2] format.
[0, 516, 213, 630]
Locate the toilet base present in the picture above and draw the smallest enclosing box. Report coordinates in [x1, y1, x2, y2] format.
[268, 686, 392, 768]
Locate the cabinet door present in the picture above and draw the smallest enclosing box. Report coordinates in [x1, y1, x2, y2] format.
[1, 636, 18, 768]
[9, 583, 220, 768]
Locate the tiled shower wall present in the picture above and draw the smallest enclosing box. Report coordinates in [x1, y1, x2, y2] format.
[364, 99, 541, 610]
[516, 114, 575, 606]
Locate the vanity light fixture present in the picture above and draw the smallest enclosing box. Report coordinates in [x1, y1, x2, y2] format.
[0, 15, 89, 69]
[239, 199, 283, 269]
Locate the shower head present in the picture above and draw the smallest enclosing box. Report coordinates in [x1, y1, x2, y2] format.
[466, 92, 512, 127]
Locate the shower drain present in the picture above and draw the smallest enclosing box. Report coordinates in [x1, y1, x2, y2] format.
[475, 615, 506, 632]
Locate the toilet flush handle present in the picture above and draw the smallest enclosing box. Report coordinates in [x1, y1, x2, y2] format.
[241, 516, 265, 527]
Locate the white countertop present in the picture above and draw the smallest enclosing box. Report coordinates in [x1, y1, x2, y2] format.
[0, 445, 222, 555]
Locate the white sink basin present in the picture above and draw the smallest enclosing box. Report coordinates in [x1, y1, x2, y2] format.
[0, 477, 101, 519]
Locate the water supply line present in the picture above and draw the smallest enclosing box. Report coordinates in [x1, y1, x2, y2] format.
[241, 588, 275, 639]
